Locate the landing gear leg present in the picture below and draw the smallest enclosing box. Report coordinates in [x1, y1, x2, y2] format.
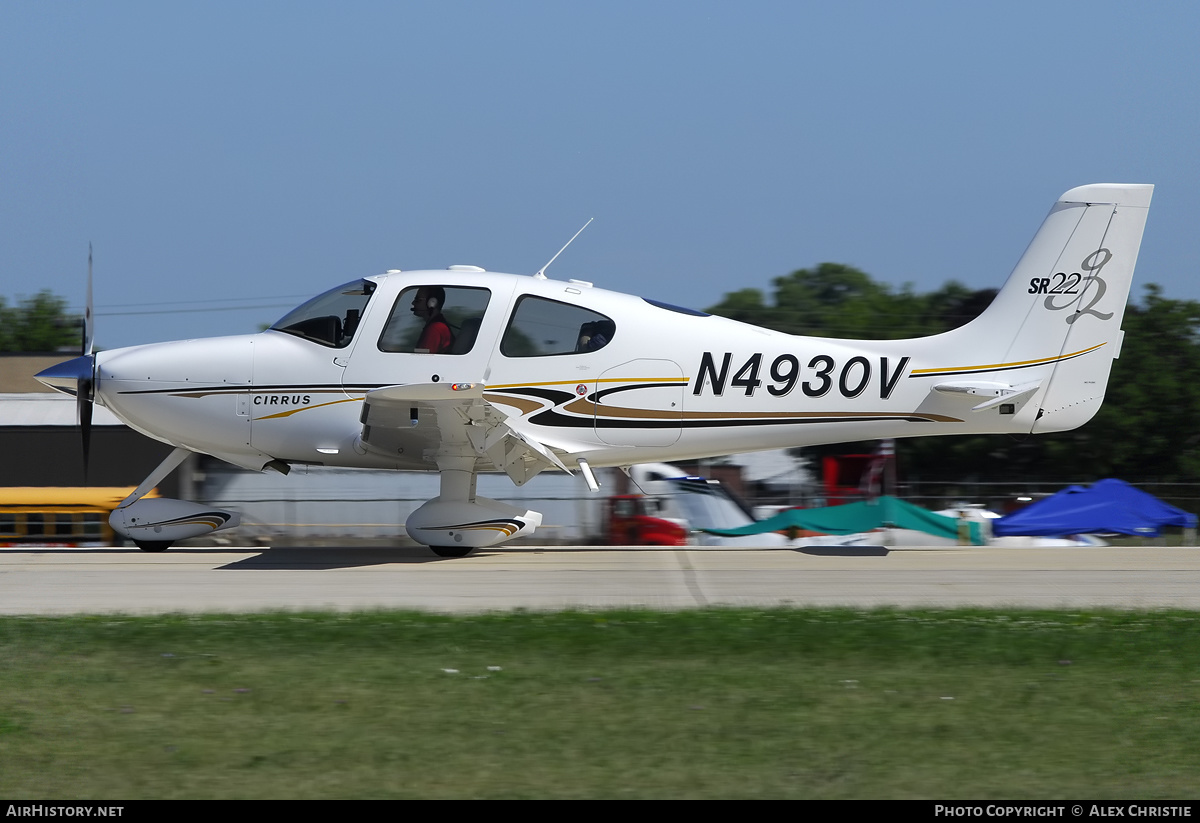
[406, 459, 544, 556]
[118, 447, 192, 509]
[111, 447, 194, 552]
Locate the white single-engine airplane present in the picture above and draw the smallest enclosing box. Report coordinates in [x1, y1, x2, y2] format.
[37, 184, 1152, 555]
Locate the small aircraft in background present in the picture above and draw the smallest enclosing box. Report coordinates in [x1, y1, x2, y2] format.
[37, 183, 1153, 556]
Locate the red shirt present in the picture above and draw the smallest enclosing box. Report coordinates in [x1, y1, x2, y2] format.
[417, 318, 452, 353]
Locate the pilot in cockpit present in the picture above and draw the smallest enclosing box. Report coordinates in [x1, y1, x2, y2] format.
[411, 286, 453, 353]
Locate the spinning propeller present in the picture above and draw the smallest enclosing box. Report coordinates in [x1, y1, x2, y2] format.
[34, 244, 98, 478]
[78, 245, 95, 476]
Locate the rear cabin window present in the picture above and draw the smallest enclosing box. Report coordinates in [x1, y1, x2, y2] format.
[500, 295, 615, 357]
[377, 286, 492, 354]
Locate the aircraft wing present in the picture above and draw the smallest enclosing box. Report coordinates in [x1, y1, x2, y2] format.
[359, 382, 576, 485]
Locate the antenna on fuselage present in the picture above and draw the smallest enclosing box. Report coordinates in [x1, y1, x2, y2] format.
[534, 218, 593, 280]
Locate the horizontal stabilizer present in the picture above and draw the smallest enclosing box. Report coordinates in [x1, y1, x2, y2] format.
[932, 380, 1042, 412]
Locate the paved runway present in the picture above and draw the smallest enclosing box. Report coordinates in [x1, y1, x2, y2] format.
[3, 543, 1200, 613]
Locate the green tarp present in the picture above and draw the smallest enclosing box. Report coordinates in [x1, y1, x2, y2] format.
[701, 496, 984, 544]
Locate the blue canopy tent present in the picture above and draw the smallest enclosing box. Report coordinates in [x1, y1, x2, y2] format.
[992, 479, 1197, 537]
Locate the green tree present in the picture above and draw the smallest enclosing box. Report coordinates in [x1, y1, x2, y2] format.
[0, 291, 81, 352]
[1059, 285, 1200, 481]
[922, 281, 998, 333]
[895, 285, 1200, 485]
[704, 288, 767, 327]
[764, 263, 896, 338]
[707, 264, 998, 340]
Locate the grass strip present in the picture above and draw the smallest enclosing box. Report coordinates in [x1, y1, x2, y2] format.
[1, 608, 1198, 799]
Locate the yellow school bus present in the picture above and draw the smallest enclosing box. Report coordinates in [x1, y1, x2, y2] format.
[0, 487, 159, 546]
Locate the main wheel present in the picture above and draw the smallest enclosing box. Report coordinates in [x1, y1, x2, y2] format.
[429, 545, 473, 558]
[134, 540, 172, 552]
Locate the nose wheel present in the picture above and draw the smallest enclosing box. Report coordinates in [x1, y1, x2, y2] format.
[134, 540, 172, 553]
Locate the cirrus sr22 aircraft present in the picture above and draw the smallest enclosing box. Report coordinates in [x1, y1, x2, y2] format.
[37, 183, 1152, 556]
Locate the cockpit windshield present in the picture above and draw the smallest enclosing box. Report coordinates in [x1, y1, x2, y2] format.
[270, 279, 376, 348]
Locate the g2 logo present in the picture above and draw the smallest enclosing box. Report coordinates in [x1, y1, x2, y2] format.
[1028, 248, 1114, 324]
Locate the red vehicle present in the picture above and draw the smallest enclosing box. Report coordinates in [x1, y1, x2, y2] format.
[604, 495, 688, 546]
[820, 440, 897, 505]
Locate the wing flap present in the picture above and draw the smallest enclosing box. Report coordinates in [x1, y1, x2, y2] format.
[360, 382, 575, 485]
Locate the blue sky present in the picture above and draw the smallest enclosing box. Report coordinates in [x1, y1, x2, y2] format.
[3, 1, 1198, 350]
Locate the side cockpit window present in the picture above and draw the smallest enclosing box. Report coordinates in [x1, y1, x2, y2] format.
[271, 280, 376, 348]
[377, 286, 492, 354]
[500, 295, 615, 357]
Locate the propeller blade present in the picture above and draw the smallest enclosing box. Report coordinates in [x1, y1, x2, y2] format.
[80, 244, 96, 478]
[33, 244, 100, 480]
[79, 372, 94, 480]
[83, 243, 94, 356]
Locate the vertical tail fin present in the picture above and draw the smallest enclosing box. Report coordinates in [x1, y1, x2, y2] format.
[941, 183, 1152, 433]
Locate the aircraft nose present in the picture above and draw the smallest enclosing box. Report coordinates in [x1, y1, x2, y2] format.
[35, 355, 94, 396]
[97, 335, 255, 386]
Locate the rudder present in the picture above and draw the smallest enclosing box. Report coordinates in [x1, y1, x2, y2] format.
[1029, 184, 1152, 432]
